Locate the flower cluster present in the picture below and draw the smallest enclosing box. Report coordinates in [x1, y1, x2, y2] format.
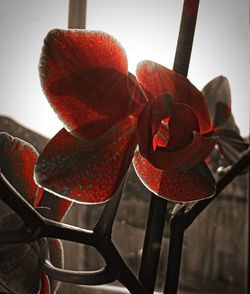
[34, 29, 220, 203]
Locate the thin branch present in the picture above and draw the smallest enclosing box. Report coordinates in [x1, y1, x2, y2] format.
[184, 147, 250, 228]
[68, 0, 87, 29]
[0, 173, 44, 232]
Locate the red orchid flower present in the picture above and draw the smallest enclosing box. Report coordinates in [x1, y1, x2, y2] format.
[202, 76, 248, 168]
[0, 132, 71, 294]
[35, 29, 217, 203]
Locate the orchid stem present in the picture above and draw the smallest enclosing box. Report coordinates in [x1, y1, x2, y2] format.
[68, 0, 87, 29]
[139, 195, 167, 293]
[184, 147, 250, 228]
[164, 149, 250, 294]
[94, 176, 127, 237]
[0, 173, 43, 232]
[173, 0, 200, 76]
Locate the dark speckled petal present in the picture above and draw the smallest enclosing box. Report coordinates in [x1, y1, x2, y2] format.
[35, 116, 137, 203]
[136, 61, 212, 134]
[0, 132, 41, 205]
[133, 152, 216, 202]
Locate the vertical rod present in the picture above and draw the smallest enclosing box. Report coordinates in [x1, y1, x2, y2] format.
[68, 0, 87, 29]
[139, 195, 167, 293]
[247, 135, 250, 294]
[164, 217, 184, 294]
[164, 0, 200, 293]
[173, 0, 200, 76]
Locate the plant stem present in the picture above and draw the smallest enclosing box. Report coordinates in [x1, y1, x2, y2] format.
[68, 0, 87, 29]
[164, 211, 185, 294]
[139, 195, 167, 293]
[173, 0, 200, 76]
[0, 173, 43, 232]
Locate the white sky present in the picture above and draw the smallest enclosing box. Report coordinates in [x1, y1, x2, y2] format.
[0, 0, 249, 138]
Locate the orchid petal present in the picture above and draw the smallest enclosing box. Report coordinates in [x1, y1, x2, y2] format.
[40, 29, 143, 141]
[150, 131, 217, 171]
[39, 273, 50, 294]
[216, 129, 249, 164]
[35, 116, 137, 203]
[202, 76, 233, 130]
[136, 102, 153, 157]
[0, 132, 41, 205]
[133, 152, 216, 202]
[0, 241, 42, 294]
[166, 103, 199, 151]
[136, 61, 212, 133]
[137, 94, 173, 157]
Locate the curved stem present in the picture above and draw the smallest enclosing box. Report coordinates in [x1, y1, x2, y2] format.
[184, 147, 250, 228]
[164, 148, 250, 294]
[0, 173, 44, 232]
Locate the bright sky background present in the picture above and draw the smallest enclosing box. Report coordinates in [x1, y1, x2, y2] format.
[0, 0, 249, 138]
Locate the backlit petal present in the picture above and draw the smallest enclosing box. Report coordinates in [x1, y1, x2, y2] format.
[0, 132, 40, 205]
[202, 76, 232, 130]
[133, 152, 216, 202]
[137, 94, 173, 158]
[166, 103, 199, 151]
[35, 116, 137, 203]
[136, 61, 212, 133]
[215, 129, 249, 165]
[40, 29, 143, 141]
[150, 131, 217, 171]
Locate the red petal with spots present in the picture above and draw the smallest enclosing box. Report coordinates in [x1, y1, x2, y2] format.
[133, 152, 216, 202]
[137, 102, 153, 157]
[137, 94, 173, 158]
[34, 116, 137, 203]
[166, 103, 199, 151]
[136, 61, 212, 133]
[39, 273, 50, 294]
[153, 122, 169, 150]
[40, 29, 144, 141]
[0, 132, 40, 205]
[149, 131, 217, 171]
